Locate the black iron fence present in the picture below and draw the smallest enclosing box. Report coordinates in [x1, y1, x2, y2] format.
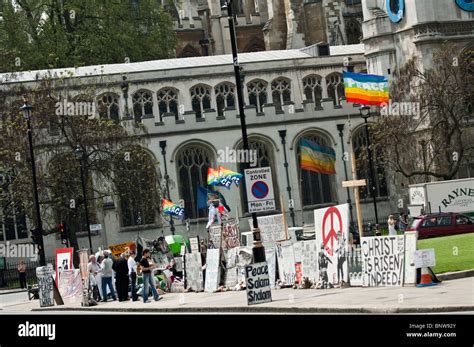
[0, 257, 56, 288]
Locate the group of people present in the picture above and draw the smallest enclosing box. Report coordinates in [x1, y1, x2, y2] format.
[87, 248, 163, 304]
[387, 212, 409, 236]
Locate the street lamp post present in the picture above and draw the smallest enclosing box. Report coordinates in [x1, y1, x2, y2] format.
[278, 130, 296, 227]
[222, 0, 265, 262]
[75, 145, 93, 250]
[159, 140, 175, 235]
[359, 106, 379, 225]
[336, 124, 355, 226]
[20, 101, 46, 266]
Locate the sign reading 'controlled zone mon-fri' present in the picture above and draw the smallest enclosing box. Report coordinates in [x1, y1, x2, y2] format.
[245, 262, 272, 305]
[244, 167, 275, 213]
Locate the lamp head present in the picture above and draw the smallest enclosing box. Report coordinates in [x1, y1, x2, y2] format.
[74, 145, 84, 160]
[336, 124, 345, 132]
[359, 106, 370, 120]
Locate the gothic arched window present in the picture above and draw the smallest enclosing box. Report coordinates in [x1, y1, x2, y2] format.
[271, 77, 292, 112]
[97, 93, 120, 123]
[176, 144, 214, 219]
[352, 127, 389, 199]
[215, 82, 236, 117]
[132, 89, 153, 122]
[157, 88, 179, 121]
[346, 19, 362, 44]
[114, 147, 159, 227]
[302, 74, 323, 107]
[326, 73, 345, 106]
[247, 79, 268, 113]
[190, 84, 212, 119]
[297, 133, 336, 206]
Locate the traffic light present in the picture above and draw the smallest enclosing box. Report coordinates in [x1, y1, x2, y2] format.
[30, 227, 38, 245]
[59, 222, 69, 245]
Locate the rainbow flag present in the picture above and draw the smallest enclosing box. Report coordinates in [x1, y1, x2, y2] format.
[299, 138, 336, 175]
[207, 167, 221, 186]
[162, 199, 185, 220]
[343, 71, 389, 106]
[218, 166, 243, 189]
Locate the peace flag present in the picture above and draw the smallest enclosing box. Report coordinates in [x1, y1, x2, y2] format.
[343, 71, 389, 106]
[299, 138, 336, 175]
[161, 199, 185, 220]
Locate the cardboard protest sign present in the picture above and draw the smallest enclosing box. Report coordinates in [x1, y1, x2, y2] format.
[264, 247, 277, 288]
[108, 241, 136, 259]
[361, 235, 405, 287]
[58, 269, 82, 303]
[314, 204, 350, 286]
[249, 214, 286, 248]
[204, 249, 221, 292]
[185, 252, 203, 291]
[190, 237, 199, 253]
[222, 221, 240, 249]
[414, 248, 436, 269]
[55, 248, 73, 285]
[301, 240, 318, 284]
[276, 240, 296, 285]
[224, 267, 238, 288]
[245, 262, 272, 305]
[348, 245, 363, 286]
[209, 225, 222, 248]
[404, 231, 417, 285]
[36, 265, 55, 307]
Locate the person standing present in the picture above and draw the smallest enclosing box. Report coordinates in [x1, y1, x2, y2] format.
[388, 215, 397, 236]
[100, 251, 117, 302]
[128, 251, 138, 301]
[398, 213, 408, 232]
[139, 249, 161, 303]
[18, 261, 27, 289]
[113, 253, 129, 302]
[88, 255, 102, 301]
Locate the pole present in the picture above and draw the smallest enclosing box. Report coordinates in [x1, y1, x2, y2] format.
[224, 0, 265, 262]
[363, 117, 379, 224]
[21, 103, 46, 266]
[79, 161, 93, 250]
[278, 130, 296, 227]
[160, 141, 175, 235]
[337, 124, 354, 225]
[280, 193, 289, 240]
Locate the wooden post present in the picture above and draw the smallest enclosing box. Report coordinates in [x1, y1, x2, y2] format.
[341, 149, 365, 238]
[280, 193, 289, 240]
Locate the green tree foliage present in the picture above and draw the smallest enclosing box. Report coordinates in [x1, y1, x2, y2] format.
[0, 0, 177, 72]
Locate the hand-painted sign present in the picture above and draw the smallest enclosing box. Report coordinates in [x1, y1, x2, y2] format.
[245, 262, 272, 305]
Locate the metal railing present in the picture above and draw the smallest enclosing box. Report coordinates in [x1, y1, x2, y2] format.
[0, 257, 56, 288]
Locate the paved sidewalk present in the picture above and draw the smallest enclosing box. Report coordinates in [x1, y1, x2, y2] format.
[1, 277, 470, 314]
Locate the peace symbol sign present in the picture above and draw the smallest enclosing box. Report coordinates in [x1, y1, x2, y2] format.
[322, 206, 343, 257]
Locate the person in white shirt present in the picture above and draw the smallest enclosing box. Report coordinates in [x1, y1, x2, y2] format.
[388, 215, 397, 236]
[88, 255, 102, 301]
[128, 251, 138, 301]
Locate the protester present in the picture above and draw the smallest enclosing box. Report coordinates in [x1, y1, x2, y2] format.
[18, 260, 27, 289]
[88, 255, 102, 301]
[128, 251, 138, 301]
[398, 212, 408, 232]
[113, 253, 129, 302]
[139, 248, 162, 303]
[388, 215, 397, 236]
[100, 251, 117, 302]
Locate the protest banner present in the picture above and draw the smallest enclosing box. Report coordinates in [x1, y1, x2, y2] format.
[301, 240, 318, 284]
[55, 248, 73, 285]
[314, 204, 350, 286]
[245, 262, 272, 305]
[222, 221, 240, 250]
[190, 237, 199, 253]
[36, 265, 55, 307]
[276, 240, 296, 285]
[264, 247, 277, 288]
[414, 248, 436, 269]
[361, 235, 405, 287]
[58, 269, 82, 303]
[204, 249, 220, 292]
[209, 225, 222, 248]
[184, 252, 203, 291]
[348, 245, 363, 286]
[108, 241, 136, 259]
[249, 214, 286, 248]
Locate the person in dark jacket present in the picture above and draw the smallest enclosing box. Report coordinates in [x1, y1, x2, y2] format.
[113, 253, 130, 301]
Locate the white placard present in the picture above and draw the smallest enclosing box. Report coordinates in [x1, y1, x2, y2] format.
[204, 249, 220, 292]
[209, 225, 222, 248]
[301, 240, 318, 284]
[224, 267, 238, 288]
[245, 262, 272, 305]
[415, 248, 436, 269]
[190, 237, 199, 253]
[314, 204, 350, 286]
[264, 247, 277, 288]
[36, 265, 55, 307]
[249, 214, 286, 248]
[361, 235, 405, 287]
[244, 167, 275, 213]
[404, 231, 418, 285]
[276, 241, 296, 285]
[185, 253, 203, 291]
